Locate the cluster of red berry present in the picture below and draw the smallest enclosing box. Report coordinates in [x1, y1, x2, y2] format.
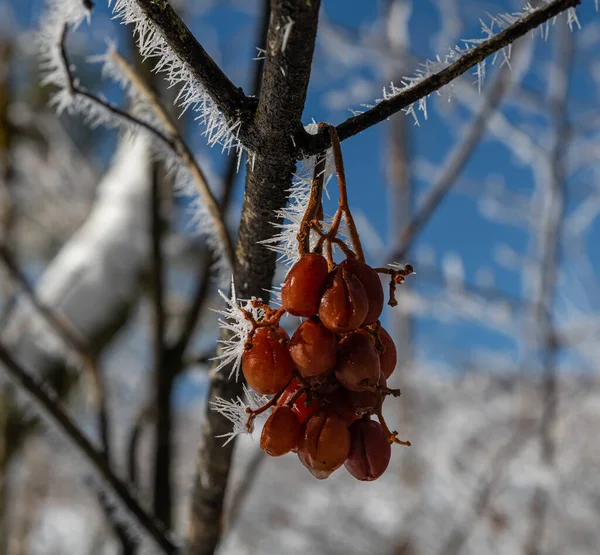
[240, 252, 413, 481]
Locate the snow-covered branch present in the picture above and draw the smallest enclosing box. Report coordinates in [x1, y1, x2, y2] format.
[299, 0, 581, 155]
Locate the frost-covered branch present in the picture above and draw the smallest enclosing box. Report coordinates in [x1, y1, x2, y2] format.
[113, 0, 259, 150]
[299, 0, 581, 155]
[0, 342, 179, 555]
[52, 24, 234, 270]
[109, 50, 235, 268]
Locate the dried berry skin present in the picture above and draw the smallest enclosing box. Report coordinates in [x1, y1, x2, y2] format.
[297, 412, 350, 479]
[321, 388, 361, 426]
[348, 374, 386, 415]
[260, 406, 301, 457]
[344, 419, 391, 481]
[242, 327, 295, 395]
[289, 319, 337, 378]
[341, 258, 384, 325]
[335, 332, 381, 392]
[318, 266, 369, 333]
[378, 327, 397, 379]
[277, 379, 319, 423]
[281, 253, 329, 317]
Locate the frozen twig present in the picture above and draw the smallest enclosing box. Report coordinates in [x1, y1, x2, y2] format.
[298, 0, 580, 155]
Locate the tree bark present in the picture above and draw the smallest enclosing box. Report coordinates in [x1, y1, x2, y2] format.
[186, 2, 321, 554]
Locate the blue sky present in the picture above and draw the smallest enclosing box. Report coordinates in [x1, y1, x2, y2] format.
[14, 0, 600, 375]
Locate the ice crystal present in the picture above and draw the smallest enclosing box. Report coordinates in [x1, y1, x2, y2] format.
[109, 0, 242, 155]
[210, 385, 270, 445]
[39, 0, 92, 112]
[211, 279, 265, 381]
[260, 122, 336, 267]
[360, 1, 579, 126]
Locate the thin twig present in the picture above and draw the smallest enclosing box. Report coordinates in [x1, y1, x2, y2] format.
[110, 51, 235, 269]
[59, 27, 234, 269]
[0, 342, 179, 555]
[297, 0, 580, 155]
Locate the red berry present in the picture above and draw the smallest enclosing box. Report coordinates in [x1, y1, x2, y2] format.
[289, 319, 337, 378]
[297, 412, 350, 480]
[242, 327, 294, 395]
[378, 327, 397, 379]
[318, 266, 368, 333]
[281, 253, 329, 317]
[344, 419, 391, 481]
[335, 332, 381, 392]
[277, 379, 319, 423]
[260, 406, 301, 456]
[340, 258, 384, 325]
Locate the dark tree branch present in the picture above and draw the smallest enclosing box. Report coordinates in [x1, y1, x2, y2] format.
[0, 342, 179, 555]
[132, 0, 259, 146]
[187, 1, 322, 554]
[296, 0, 580, 155]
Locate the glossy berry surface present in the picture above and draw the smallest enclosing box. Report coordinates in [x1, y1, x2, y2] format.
[289, 319, 337, 378]
[242, 327, 295, 395]
[281, 253, 329, 317]
[340, 258, 384, 325]
[344, 419, 391, 481]
[297, 412, 351, 480]
[335, 332, 381, 392]
[318, 266, 369, 333]
[260, 406, 301, 456]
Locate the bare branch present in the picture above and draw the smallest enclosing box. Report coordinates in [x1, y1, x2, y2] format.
[298, 0, 580, 155]
[0, 342, 179, 555]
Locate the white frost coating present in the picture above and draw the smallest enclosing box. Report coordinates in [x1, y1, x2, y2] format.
[39, 0, 92, 114]
[2, 135, 153, 377]
[281, 16, 295, 53]
[359, 1, 578, 126]
[210, 385, 270, 445]
[211, 279, 266, 381]
[109, 0, 242, 155]
[260, 122, 336, 267]
[85, 43, 232, 282]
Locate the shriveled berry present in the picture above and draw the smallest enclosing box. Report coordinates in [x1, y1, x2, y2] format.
[260, 406, 301, 456]
[344, 419, 391, 481]
[289, 319, 337, 378]
[378, 327, 397, 379]
[281, 253, 329, 317]
[340, 258, 384, 325]
[348, 374, 386, 414]
[242, 327, 294, 395]
[335, 332, 381, 392]
[321, 388, 361, 426]
[297, 412, 350, 480]
[277, 379, 319, 423]
[318, 266, 368, 333]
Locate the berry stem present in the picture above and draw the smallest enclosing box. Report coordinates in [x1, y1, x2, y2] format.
[244, 376, 295, 432]
[318, 123, 365, 263]
[298, 153, 326, 255]
[374, 392, 410, 447]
